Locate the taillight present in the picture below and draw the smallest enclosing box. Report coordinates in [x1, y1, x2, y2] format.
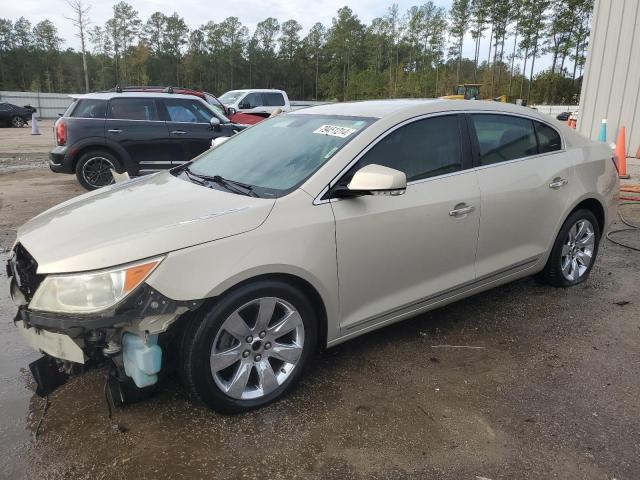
[611, 155, 620, 174]
[55, 120, 66, 146]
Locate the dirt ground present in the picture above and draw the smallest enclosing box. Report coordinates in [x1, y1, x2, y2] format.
[1, 125, 640, 480]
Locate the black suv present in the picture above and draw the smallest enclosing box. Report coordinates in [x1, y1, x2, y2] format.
[50, 92, 244, 190]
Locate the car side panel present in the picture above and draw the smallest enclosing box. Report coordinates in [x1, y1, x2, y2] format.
[145, 190, 341, 343]
[474, 149, 580, 278]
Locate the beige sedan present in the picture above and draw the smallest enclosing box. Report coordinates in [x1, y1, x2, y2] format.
[8, 100, 618, 412]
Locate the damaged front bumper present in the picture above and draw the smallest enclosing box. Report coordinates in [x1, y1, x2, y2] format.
[12, 281, 203, 398]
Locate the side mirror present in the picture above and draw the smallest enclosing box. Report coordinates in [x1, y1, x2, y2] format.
[227, 107, 236, 116]
[210, 117, 221, 131]
[335, 164, 406, 198]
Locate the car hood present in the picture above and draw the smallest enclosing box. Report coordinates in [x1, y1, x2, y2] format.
[17, 172, 275, 274]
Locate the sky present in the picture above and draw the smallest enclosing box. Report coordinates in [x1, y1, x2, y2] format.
[2, 0, 552, 72]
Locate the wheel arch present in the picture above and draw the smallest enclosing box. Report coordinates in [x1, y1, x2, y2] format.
[198, 272, 329, 350]
[539, 194, 608, 269]
[568, 197, 605, 235]
[70, 142, 129, 173]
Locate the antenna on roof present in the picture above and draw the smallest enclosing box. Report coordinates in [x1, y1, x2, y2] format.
[165, 86, 174, 94]
[115, 85, 122, 93]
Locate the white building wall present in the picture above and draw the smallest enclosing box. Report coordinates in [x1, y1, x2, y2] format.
[578, 0, 640, 156]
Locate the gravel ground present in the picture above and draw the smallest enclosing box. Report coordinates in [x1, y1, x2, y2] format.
[1, 125, 639, 480]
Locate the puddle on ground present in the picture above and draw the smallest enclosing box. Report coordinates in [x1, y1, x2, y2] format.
[0, 253, 39, 475]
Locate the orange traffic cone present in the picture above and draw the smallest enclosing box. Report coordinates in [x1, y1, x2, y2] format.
[615, 126, 630, 179]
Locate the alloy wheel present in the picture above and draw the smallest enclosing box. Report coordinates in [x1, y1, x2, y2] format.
[560, 219, 595, 281]
[12, 116, 25, 127]
[210, 297, 305, 400]
[82, 157, 115, 188]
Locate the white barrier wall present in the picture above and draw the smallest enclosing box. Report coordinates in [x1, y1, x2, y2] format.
[0, 91, 76, 119]
[578, 0, 640, 154]
[531, 105, 579, 118]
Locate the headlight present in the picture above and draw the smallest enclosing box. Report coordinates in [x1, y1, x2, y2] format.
[29, 257, 163, 314]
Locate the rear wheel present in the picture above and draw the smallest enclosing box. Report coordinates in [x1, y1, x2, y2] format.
[180, 280, 317, 413]
[537, 209, 600, 287]
[75, 150, 120, 190]
[11, 116, 25, 128]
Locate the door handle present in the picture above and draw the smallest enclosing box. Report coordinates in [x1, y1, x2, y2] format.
[171, 130, 187, 135]
[107, 129, 122, 134]
[549, 177, 568, 189]
[449, 203, 475, 217]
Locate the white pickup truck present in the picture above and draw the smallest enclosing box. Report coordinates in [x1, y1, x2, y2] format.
[218, 89, 291, 118]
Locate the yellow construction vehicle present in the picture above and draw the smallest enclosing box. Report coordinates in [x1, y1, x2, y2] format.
[440, 83, 483, 100]
[439, 83, 508, 102]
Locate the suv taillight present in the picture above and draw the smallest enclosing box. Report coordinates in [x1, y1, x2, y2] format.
[55, 120, 66, 146]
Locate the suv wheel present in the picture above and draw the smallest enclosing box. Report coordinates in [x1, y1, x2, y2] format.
[537, 209, 601, 287]
[180, 280, 318, 413]
[11, 116, 25, 128]
[75, 150, 120, 190]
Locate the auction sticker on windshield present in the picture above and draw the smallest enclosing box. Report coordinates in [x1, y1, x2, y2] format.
[313, 125, 358, 138]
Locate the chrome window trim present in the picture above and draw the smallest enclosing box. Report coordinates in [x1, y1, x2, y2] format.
[312, 109, 566, 206]
[468, 109, 566, 150]
[105, 118, 166, 124]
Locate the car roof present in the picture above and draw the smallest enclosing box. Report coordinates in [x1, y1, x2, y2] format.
[290, 99, 551, 121]
[224, 89, 285, 93]
[69, 92, 207, 101]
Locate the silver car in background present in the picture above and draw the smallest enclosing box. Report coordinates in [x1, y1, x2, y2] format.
[7, 100, 619, 413]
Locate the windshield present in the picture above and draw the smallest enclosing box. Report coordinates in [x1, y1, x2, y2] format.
[183, 114, 375, 197]
[219, 91, 246, 104]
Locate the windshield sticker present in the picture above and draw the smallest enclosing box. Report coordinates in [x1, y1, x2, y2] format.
[313, 124, 358, 138]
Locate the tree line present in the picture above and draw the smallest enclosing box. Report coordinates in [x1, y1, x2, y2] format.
[0, 0, 592, 104]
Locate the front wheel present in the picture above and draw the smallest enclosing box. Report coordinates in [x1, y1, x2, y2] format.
[537, 209, 601, 287]
[180, 280, 318, 413]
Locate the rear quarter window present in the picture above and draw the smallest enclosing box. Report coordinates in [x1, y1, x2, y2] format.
[263, 92, 285, 107]
[472, 114, 538, 165]
[535, 121, 562, 153]
[70, 99, 107, 119]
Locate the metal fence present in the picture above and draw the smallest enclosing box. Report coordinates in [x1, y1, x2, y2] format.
[531, 104, 579, 118]
[0, 91, 579, 121]
[0, 91, 75, 119]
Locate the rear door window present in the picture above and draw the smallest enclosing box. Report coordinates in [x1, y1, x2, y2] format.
[471, 114, 538, 165]
[71, 99, 107, 119]
[0, 103, 13, 111]
[535, 121, 562, 153]
[241, 93, 263, 109]
[108, 98, 159, 121]
[163, 98, 213, 123]
[262, 92, 285, 106]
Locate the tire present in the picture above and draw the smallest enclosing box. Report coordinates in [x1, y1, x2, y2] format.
[11, 116, 25, 128]
[75, 150, 121, 190]
[180, 280, 318, 413]
[537, 209, 601, 287]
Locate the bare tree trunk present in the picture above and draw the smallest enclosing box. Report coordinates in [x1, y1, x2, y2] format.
[65, 0, 92, 92]
[519, 46, 529, 99]
[315, 51, 319, 101]
[508, 20, 519, 97]
[526, 19, 542, 104]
